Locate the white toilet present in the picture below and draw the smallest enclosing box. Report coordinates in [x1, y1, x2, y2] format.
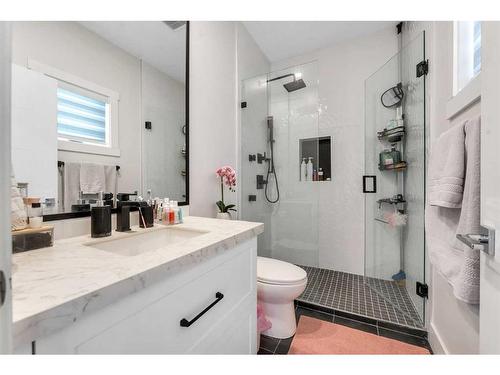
[257, 256, 308, 339]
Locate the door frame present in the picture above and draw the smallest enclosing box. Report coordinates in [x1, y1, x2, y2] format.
[0, 21, 12, 354]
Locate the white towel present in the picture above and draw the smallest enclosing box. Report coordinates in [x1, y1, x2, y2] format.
[80, 163, 105, 194]
[10, 165, 28, 231]
[63, 162, 81, 210]
[426, 116, 481, 304]
[454, 116, 481, 303]
[428, 123, 465, 208]
[104, 165, 118, 201]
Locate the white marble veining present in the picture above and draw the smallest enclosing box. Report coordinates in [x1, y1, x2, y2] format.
[12, 216, 263, 346]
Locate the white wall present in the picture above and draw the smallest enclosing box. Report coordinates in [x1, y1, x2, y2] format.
[190, 22, 270, 218]
[141, 61, 185, 201]
[189, 22, 237, 217]
[270, 27, 398, 273]
[11, 65, 58, 201]
[403, 21, 480, 354]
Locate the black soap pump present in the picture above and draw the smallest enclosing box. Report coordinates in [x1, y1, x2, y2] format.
[91, 192, 112, 238]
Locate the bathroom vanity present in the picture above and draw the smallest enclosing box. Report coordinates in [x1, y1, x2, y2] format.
[12, 216, 263, 354]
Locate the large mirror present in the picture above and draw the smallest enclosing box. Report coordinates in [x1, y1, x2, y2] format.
[10, 21, 188, 218]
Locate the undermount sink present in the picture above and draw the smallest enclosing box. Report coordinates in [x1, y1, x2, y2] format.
[84, 227, 208, 257]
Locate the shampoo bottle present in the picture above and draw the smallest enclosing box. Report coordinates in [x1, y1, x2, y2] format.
[300, 158, 307, 181]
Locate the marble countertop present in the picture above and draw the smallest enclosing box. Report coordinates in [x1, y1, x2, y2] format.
[12, 216, 263, 346]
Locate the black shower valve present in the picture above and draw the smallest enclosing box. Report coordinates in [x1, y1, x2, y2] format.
[257, 152, 267, 164]
[256, 175, 267, 189]
[249, 154, 256, 162]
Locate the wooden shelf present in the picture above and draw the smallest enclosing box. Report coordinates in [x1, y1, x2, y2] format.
[12, 225, 54, 236]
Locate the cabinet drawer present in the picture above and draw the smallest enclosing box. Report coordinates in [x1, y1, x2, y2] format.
[75, 245, 255, 354]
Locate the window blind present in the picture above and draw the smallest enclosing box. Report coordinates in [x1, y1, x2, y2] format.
[57, 87, 107, 144]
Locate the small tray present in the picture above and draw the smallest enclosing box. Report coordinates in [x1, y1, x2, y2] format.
[12, 225, 54, 253]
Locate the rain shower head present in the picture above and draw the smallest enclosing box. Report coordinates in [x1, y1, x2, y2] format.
[267, 73, 307, 92]
[283, 78, 306, 92]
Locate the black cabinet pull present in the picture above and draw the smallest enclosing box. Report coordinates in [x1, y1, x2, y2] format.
[180, 292, 224, 327]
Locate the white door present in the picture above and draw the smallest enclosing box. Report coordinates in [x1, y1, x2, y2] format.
[0, 21, 12, 354]
[480, 21, 500, 354]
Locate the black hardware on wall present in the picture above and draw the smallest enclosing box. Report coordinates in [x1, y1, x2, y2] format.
[362, 175, 377, 193]
[145, 121, 152, 130]
[248, 195, 257, 202]
[256, 175, 267, 189]
[396, 22, 403, 34]
[0, 270, 6, 307]
[416, 282, 429, 298]
[249, 154, 256, 162]
[241, 101, 247, 108]
[416, 60, 429, 78]
[180, 292, 224, 327]
[257, 153, 266, 164]
[183, 21, 190, 207]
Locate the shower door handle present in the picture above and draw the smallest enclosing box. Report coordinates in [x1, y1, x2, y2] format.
[363, 175, 377, 193]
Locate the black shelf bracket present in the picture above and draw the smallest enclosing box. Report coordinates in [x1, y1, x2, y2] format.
[0, 270, 6, 307]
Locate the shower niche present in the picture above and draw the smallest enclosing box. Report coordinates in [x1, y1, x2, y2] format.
[299, 136, 332, 181]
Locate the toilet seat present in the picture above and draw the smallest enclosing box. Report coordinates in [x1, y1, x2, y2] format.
[257, 256, 307, 286]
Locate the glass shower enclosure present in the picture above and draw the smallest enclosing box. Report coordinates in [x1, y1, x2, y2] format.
[364, 32, 426, 327]
[240, 61, 320, 267]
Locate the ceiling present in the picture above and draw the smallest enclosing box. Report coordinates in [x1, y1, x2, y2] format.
[243, 21, 396, 63]
[80, 21, 186, 83]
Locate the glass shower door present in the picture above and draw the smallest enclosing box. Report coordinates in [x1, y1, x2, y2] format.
[240, 61, 320, 267]
[364, 32, 426, 327]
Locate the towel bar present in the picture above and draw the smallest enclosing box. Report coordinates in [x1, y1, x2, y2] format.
[457, 226, 496, 256]
[57, 161, 120, 171]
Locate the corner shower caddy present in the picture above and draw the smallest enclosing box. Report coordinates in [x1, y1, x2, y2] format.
[364, 30, 427, 328]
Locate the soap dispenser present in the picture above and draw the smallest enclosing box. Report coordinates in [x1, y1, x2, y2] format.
[91, 192, 111, 238]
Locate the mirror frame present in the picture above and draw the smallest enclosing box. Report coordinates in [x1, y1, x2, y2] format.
[43, 21, 190, 222]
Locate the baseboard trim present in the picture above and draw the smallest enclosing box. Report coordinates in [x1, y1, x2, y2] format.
[428, 322, 448, 354]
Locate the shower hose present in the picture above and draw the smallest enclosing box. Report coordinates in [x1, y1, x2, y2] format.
[265, 139, 280, 203]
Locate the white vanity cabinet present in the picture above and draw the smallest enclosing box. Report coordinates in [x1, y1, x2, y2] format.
[31, 238, 257, 354]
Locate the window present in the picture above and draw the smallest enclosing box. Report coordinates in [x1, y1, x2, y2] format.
[27, 59, 120, 157]
[57, 86, 110, 146]
[454, 21, 481, 94]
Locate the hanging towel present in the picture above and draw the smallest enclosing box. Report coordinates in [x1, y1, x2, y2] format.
[426, 116, 481, 304]
[104, 165, 118, 201]
[63, 162, 81, 211]
[454, 116, 482, 303]
[10, 165, 28, 231]
[428, 122, 465, 208]
[80, 163, 105, 194]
